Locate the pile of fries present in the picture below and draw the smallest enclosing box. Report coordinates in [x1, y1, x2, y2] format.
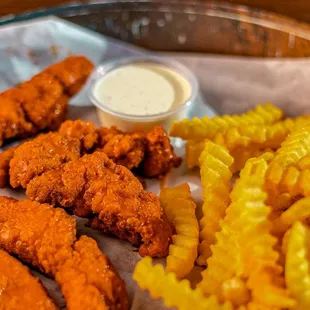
[133, 103, 310, 309]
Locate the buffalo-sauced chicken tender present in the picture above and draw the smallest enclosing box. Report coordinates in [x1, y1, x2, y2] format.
[0, 249, 58, 310]
[27, 152, 174, 257]
[0, 56, 94, 147]
[0, 196, 128, 310]
[8, 120, 98, 189]
[143, 126, 182, 178]
[0, 121, 181, 188]
[97, 127, 146, 170]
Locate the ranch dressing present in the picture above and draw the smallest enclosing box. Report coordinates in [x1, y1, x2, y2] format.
[94, 62, 192, 116]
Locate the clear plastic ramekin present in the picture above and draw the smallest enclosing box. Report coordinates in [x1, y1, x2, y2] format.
[88, 56, 199, 132]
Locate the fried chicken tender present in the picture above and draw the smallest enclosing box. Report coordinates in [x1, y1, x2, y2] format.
[56, 236, 128, 310]
[59, 119, 99, 152]
[143, 126, 182, 178]
[0, 249, 58, 310]
[0, 196, 76, 276]
[0, 56, 94, 146]
[10, 132, 81, 188]
[0, 96, 35, 142]
[98, 127, 145, 169]
[97, 126, 181, 176]
[0, 196, 128, 310]
[0, 146, 17, 188]
[27, 152, 174, 257]
[44, 55, 94, 96]
[8, 120, 98, 189]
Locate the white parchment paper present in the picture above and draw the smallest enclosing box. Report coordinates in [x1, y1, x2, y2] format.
[1, 16, 310, 310]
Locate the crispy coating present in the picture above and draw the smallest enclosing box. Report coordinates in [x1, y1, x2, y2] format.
[0, 249, 58, 310]
[6, 120, 98, 189]
[18, 72, 68, 131]
[10, 132, 81, 188]
[44, 56, 94, 96]
[0, 56, 93, 146]
[0, 146, 17, 188]
[0, 197, 128, 310]
[27, 152, 174, 257]
[59, 119, 98, 152]
[0, 196, 76, 276]
[143, 126, 182, 178]
[0, 96, 34, 141]
[56, 236, 128, 310]
[98, 127, 145, 170]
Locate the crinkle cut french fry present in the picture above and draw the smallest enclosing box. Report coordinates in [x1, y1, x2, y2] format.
[197, 141, 234, 266]
[286, 222, 310, 309]
[213, 116, 310, 152]
[170, 103, 283, 140]
[266, 123, 310, 195]
[199, 155, 295, 308]
[185, 140, 206, 169]
[160, 184, 199, 279]
[273, 197, 310, 235]
[133, 257, 233, 310]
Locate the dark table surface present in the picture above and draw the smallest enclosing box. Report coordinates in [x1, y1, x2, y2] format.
[1, 0, 310, 24]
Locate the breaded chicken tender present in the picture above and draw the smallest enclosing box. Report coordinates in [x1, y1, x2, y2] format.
[0, 56, 94, 146]
[0, 197, 76, 276]
[59, 119, 98, 151]
[0, 147, 17, 187]
[8, 120, 98, 189]
[56, 236, 128, 310]
[10, 132, 81, 188]
[44, 55, 94, 96]
[0, 197, 128, 310]
[143, 126, 182, 178]
[0, 249, 58, 310]
[98, 127, 145, 169]
[27, 152, 174, 257]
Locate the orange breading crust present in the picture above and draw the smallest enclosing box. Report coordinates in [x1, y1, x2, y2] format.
[44, 55, 94, 96]
[97, 127, 146, 170]
[8, 120, 98, 189]
[59, 119, 99, 151]
[9, 132, 81, 188]
[0, 56, 94, 146]
[143, 126, 182, 178]
[27, 152, 174, 257]
[0, 146, 17, 188]
[0, 196, 128, 310]
[0, 249, 58, 310]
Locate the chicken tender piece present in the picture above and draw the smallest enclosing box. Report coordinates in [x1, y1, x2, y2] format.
[18, 72, 68, 131]
[45, 56, 94, 96]
[0, 56, 93, 147]
[4, 120, 98, 189]
[0, 249, 58, 310]
[98, 127, 145, 169]
[56, 236, 128, 310]
[0, 147, 17, 188]
[27, 152, 174, 257]
[0, 196, 76, 276]
[143, 126, 182, 178]
[0, 96, 34, 143]
[0, 197, 128, 310]
[59, 119, 98, 152]
[10, 132, 81, 188]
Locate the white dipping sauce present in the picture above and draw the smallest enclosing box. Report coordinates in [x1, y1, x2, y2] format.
[94, 62, 192, 116]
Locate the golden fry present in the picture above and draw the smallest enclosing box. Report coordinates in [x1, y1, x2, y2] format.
[285, 222, 310, 309]
[197, 141, 234, 266]
[170, 103, 283, 140]
[133, 256, 233, 310]
[199, 156, 294, 308]
[266, 123, 310, 195]
[160, 183, 199, 279]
